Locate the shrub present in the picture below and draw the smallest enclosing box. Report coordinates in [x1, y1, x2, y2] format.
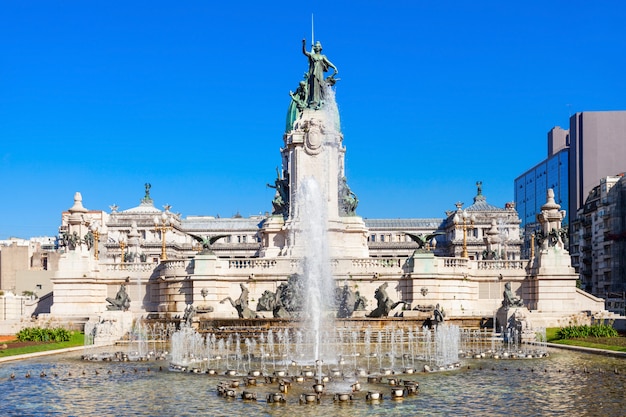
[16, 327, 72, 342]
[556, 324, 618, 339]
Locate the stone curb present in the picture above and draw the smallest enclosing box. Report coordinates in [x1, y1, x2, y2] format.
[0, 343, 113, 364]
[547, 342, 626, 358]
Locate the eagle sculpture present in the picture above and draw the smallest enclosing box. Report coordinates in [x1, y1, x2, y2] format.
[405, 232, 445, 251]
[188, 233, 229, 254]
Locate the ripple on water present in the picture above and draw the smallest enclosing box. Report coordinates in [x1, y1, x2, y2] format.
[0, 349, 625, 417]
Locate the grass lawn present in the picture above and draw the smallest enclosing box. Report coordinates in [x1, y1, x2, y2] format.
[0, 332, 85, 358]
[546, 327, 626, 352]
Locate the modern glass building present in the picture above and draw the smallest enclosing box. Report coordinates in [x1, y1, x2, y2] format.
[514, 127, 569, 257]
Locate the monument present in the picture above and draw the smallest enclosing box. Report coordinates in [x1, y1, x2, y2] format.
[259, 38, 369, 260]
[46, 39, 608, 332]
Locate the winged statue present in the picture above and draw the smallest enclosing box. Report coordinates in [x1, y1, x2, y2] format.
[405, 231, 445, 251]
[188, 233, 229, 254]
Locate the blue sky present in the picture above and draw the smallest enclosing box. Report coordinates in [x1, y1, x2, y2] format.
[1, 1, 625, 239]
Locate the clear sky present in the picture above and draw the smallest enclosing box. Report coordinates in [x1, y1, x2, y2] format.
[1, 1, 625, 239]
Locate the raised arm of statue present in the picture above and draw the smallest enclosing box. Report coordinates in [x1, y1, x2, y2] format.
[302, 38, 310, 57]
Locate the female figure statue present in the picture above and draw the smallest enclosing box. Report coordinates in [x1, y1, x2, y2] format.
[302, 39, 338, 109]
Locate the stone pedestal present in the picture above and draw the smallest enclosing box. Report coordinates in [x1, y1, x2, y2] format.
[84, 311, 134, 345]
[192, 253, 219, 275]
[258, 216, 287, 257]
[535, 247, 575, 276]
[496, 306, 532, 334]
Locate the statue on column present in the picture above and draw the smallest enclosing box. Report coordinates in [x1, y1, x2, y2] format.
[302, 39, 338, 109]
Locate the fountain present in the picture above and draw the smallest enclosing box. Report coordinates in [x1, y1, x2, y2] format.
[165, 39, 466, 387]
[2, 37, 625, 417]
[295, 176, 335, 371]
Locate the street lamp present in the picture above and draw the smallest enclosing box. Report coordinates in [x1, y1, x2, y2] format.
[90, 221, 100, 260]
[454, 209, 476, 258]
[119, 235, 126, 266]
[154, 211, 172, 260]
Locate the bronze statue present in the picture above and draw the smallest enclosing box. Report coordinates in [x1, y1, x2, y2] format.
[502, 282, 524, 308]
[220, 284, 259, 319]
[272, 284, 291, 318]
[188, 233, 228, 254]
[289, 80, 308, 111]
[366, 283, 405, 318]
[339, 177, 358, 216]
[354, 291, 367, 311]
[106, 284, 131, 311]
[406, 232, 444, 252]
[336, 284, 356, 318]
[83, 231, 94, 250]
[433, 303, 445, 326]
[142, 183, 153, 204]
[267, 169, 290, 217]
[302, 39, 338, 109]
[182, 303, 196, 327]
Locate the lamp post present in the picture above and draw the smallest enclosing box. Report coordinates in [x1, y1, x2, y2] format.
[119, 235, 126, 266]
[90, 222, 100, 260]
[154, 212, 172, 261]
[454, 209, 476, 258]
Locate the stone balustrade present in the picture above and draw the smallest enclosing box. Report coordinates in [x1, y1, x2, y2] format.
[351, 258, 403, 269]
[440, 257, 469, 269]
[228, 259, 277, 269]
[476, 260, 527, 270]
[103, 262, 158, 273]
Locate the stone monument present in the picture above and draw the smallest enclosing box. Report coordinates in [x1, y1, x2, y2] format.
[259, 38, 369, 259]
